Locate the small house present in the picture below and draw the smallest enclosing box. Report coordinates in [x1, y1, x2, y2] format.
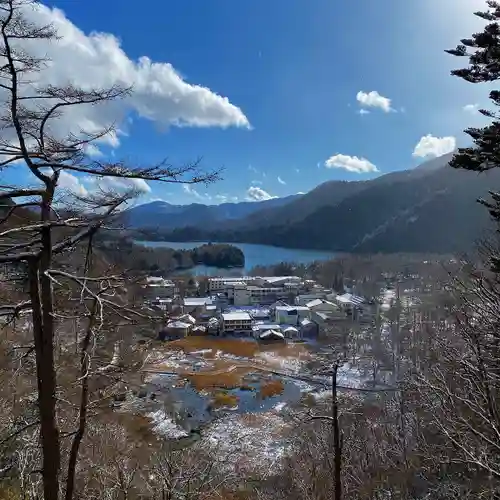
[159, 320, 191, 340]
[282, 325, 301, 340]
[259, 330, 285, 343]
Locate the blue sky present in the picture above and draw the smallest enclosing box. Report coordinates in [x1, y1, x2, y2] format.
[4, 0, 492, 205]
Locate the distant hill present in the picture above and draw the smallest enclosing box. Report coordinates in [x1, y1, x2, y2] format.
[134, 153, 499, 255]
[120, 194, 301, 230]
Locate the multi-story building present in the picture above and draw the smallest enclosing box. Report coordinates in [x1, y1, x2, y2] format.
[208, 277, 256, 293]
[221, 311, 253, 333]
[208, 275, 303, 293]
[295, 293, 327, 306]
[145, 277, 177, 299]
[275, 305, 311, 325]
[182, 297, 213, 314]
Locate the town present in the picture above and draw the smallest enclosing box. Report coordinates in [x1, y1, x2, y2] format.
[146, 273, 385, 342]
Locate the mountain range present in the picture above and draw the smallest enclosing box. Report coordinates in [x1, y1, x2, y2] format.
[123, 153, 499, 254]
[122, 194, 301, 230]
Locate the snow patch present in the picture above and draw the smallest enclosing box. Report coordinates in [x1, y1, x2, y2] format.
[204, 413, 289, 474]
[256, 352, 306, 374]
[147, 410, 188, 439]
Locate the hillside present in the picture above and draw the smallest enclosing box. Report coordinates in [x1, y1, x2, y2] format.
[121, 194, 301, 230]
[130, 153, 499, 254]
[225, 154, 457, 231]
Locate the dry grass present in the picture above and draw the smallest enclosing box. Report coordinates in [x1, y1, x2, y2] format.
[184, 366, 252, 391]
[168, 337, 260, 357]
[166, 336, 311, 360]
[260, 379, 284, 399]
[212, 391, 239, 408]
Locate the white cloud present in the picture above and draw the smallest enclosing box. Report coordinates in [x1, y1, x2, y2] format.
[83, 144, 104, 158]
[325, 154, 379, 174]
[356, 91, 393, 113]
[251, 180, 263, 185]
[57, 171, 88, 197]
[2, 2, 249, 156]
[357, 109, 370, 115]
[463, 103, 479, 115]
[182, 183, 211, 201]
[412, 134, 456, 158]
[297, 191, 305, 195]
[214, 194, 237, 203]
[248, 165, 259, 174]
[277, 176, 286, 185]
[87, 176, 151, 194]
[246, 186, 276, 202]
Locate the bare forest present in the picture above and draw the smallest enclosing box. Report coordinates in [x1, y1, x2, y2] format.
[1, 0, 500, 499]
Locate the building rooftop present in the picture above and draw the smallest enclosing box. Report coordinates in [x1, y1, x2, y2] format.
[259, 330, 285, 340]
[252, 323, 280, 331]
[166, 320, 190, 329]
[178, 314, 196, 324]
[306, 299, 325, 308]
[314, 312, 330, 321]
[147, 282, 176, 288]
[336, 293, 365, 306]
[276, 305, 310, 312]
[246, 285, 282, 291]
[209, 276, 256, 282]
[183, 297, 213, 306]
[222, 311, 252, 321]
[263, 276, 301, 283]
[147, 276, 174, 284]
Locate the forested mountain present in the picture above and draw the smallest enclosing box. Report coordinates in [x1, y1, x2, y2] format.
[121, 194, 301, 229]
[132, 153, 498, 254]
[225, 153, 458, 231]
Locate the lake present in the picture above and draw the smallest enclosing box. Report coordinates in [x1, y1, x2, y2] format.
[138, 241, 336, 275]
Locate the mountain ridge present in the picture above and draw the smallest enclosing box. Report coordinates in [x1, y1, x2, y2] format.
[125, 153, 497, 254]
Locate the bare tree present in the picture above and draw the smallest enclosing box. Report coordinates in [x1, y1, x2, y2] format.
[417, 242, 500, 497]
[0, 1, 219, 499]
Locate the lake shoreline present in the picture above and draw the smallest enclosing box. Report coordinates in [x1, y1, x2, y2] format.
[136, 240, 337, 276]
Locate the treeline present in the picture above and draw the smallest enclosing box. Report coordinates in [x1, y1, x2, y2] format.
[97, 236, 244, 275]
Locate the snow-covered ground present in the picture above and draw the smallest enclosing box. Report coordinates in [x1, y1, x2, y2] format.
[203, 409, 291, 475]
[255, 351, 309, 374]
[147, 409, 189, 439]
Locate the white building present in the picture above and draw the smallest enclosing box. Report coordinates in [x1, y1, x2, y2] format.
[221, 311, 253, 333]
[333, 293, 366, 312]
[282, 325, 301, 340]
[251, 323, 279, 338]
[208, 277, 256, 293]
[144, 277, 177, 299]
[183, 297, 213, 314]
[306, 298, 343, 314]
[225, 282, 252, 306]
[160, 320, 191, 340]
[208, 275, 303, 293]
[259, 330, 285, 342]
[295, 293, 327, 306]
[275, 305, 311, 325]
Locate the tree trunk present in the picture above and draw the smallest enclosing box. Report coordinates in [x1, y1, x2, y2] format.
[332, 364, 342, 500]
[65, 299, 97, 500]
[28, 259, 60, 500]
